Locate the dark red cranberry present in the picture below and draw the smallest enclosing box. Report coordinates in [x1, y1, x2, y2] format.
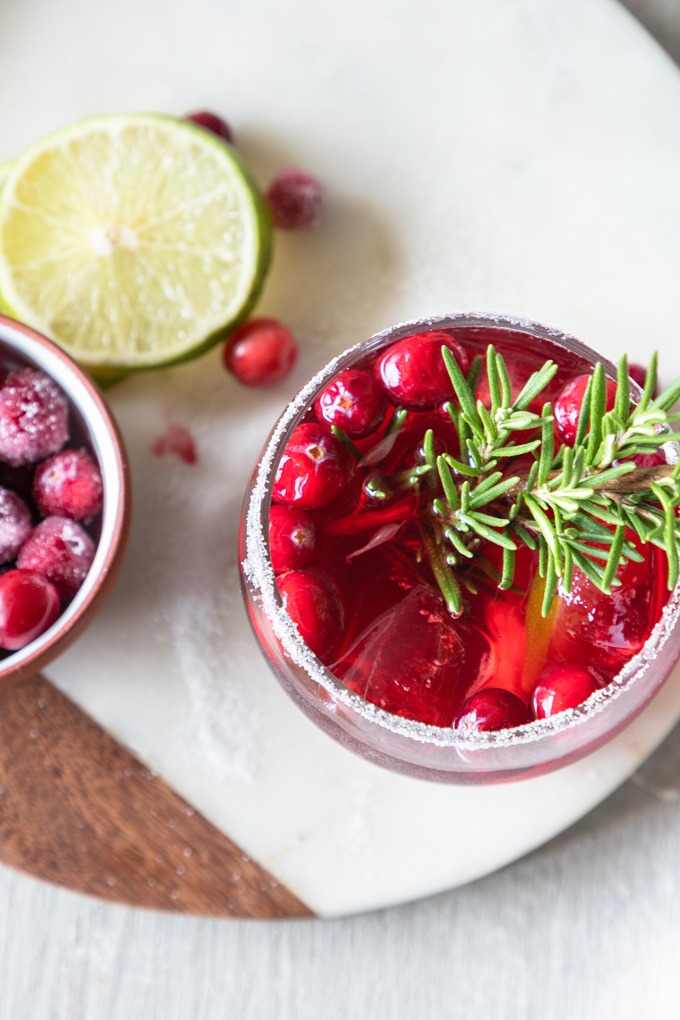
[377, 331, 469, 410]
[33, 448, 103, 521]
[532, 662, 604, 719]
[0, 569, 61, 650]
[0, 368, 69, 466]
[265, 169, 323, 229]
[185, 110, 233, 143]
[268, 505, 316, 573]
[454, 688, 532, 732]
[272, 423, 355, 510]
[223, 318, 297, 387]
[276, 568, 344, 662]
[0, 486, 32, 564]
[314, 369, 387, 439]
[17, 516, 96, 599]
[554, 373, 617, 446]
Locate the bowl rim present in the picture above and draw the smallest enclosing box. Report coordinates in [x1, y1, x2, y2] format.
[0, 314, 130, 689]
[242, 310, 680, 750]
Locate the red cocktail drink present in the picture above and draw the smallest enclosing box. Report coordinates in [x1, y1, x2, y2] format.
[240, 314, 680, 783]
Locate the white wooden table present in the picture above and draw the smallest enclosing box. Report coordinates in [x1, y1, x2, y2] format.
[3, 1, 680, 1017]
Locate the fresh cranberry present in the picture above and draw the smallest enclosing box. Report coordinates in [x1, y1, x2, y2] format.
[532, 662, 604, 719]
[269, 505, 316, 573]
[272, 422, 355, 510]
[0, 368, 69, 467]
[377, 331, 469, 410]
[627, 450, 667, 469]
[33, 448, 103, 521]
[152, 423, 198, 465]
[265, 169, 323, 230]
[314, 369, 387, 439]
[276, 568, 344, 662]
[223, 318, 297, 387]
[17, 516, 96, 599]
[454, 688, 532, 732]
[185, 110, 233, 143]
[0, 569, 61, 651]
[0, 487, 32, 564]
[554, 373, 617, 446]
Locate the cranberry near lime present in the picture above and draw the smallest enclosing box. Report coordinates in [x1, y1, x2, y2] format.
[240, 314, 680, 783]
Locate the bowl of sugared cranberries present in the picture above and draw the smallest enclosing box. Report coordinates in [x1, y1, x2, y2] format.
[0, 315, 129, 691]
[240, 312, 680, 783]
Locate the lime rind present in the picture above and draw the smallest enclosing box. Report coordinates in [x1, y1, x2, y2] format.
[0, 114, 272, 375]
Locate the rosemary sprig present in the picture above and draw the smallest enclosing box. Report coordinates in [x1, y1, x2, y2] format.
[409, 346, 680, 616]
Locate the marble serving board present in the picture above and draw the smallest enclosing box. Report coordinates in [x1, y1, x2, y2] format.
[1, 0, 680, 918]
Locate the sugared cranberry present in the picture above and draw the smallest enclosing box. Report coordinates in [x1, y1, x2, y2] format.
[277, 568, 344, 662]
[377, 331, 469, 410]
[314, 369, 387, 439]
[454, 688, 532, 732]
[554, 373, 617, 446]
[0, 368, 69, 467]
[272, 422, 355, 510]
[17, 516, 95, 599]
[269, 505, 316, 573]
[265, 169, 323, 230]
[223, 318, 297, 387]
[0, 569, 61, 651]
[532, 662, 603, 719]
[185, 110, 233, 143]
[0, 487, 32, 564]
[33, 448, 103, 521]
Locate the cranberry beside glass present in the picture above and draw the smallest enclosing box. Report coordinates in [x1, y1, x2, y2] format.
[0, 315, 129, 692]
[240, 314, 680, 783]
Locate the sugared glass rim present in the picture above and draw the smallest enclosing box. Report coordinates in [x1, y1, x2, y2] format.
[242, 311, 680, 750]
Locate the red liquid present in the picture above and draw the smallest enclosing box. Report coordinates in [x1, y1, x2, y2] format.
[269, 326, 670, 730]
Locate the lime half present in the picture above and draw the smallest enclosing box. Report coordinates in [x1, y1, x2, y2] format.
[0, 114, 272, 375]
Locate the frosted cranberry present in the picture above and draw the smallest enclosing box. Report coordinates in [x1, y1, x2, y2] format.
[17, 516, 95, 599]
[454, 688, 531, 732]
[272, 423, 355, 510]
[532, 663, 603, 719]
[0, 487, 32, 564]
[554, 373, 617, 446]
[377, 331, 469, 410]
[269, 505, 316, 573]
[277, 568, 344, 662]
[265, 169, 323, 230]
[0, 368, 69, 467]
[33, 448, 103, 521]
[314, 369, 387, 439]
[0, 569, 61, 651]
[223, 318, 297, 387]
[186, 110, 233, 143]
